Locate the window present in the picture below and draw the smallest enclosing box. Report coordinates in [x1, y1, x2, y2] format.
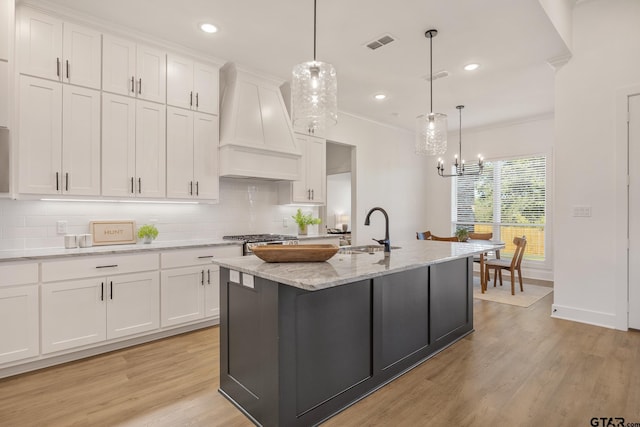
[453, 156, 546, 261]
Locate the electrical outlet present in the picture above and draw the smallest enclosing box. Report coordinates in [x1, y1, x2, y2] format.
[56, 220, 67, 234]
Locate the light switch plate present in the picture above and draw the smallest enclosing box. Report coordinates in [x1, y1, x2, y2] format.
[572, 206, 592, 217]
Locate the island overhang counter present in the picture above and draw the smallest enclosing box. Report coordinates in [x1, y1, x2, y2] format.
[212, 240, 501, 427]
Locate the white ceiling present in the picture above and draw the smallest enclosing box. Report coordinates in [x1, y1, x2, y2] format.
[31, 0, 571, 131]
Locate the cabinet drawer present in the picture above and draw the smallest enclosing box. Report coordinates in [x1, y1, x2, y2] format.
[41, 253, 159, 282]
[0, 262, 39, 287]
[161, 245, 241, 269]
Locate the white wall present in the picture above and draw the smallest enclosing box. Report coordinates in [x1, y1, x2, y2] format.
[424, 115, 555, 280]
[553, 0, 640, 330]
[326, 113, 429, 246]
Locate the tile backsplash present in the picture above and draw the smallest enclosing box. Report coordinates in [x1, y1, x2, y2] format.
[0, 178, 320, 250]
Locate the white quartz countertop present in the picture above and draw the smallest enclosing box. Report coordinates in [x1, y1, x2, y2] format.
[212, 239, 505, 291]
[0, 239, 243, 262]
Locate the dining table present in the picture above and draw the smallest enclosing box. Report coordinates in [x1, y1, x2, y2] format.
[466, 239, 505, 293]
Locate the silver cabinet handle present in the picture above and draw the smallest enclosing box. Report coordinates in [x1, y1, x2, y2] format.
[100, 282, 104, 301]
[311, 189, 314, 200]
[56, 172, 59, 191]
[56, 58, 60, 77]
[131, 177, 134, 194]
[196, 181, 199, 196]
[207, 269, 211, 284]
[131, 76, 135, 93]
[196, 92, 199, 107]
[189, 181, 193, 195]
[190, 91, 193, 106]
[197, 255, 213, 259]
[110, 281, 114, 300]
[138, 177, 142, 194]
[65, 172, 69, 191]
[96, 265, 118, 269]
[201, 270, 205, 285]
[66, 60, 70, 79]
[138, 78, 142, 94]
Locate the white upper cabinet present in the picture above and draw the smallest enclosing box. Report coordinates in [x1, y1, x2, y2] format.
[103, 35, 166, 103]
[279, 133, 326, 204]
[18, 7, 101, 89]
[167, 54, 219, 115]
[102, 93, 166, 198]
[166, 107, 219, 201]
[19, 76, 100, 196]
[0, 0, 10, 61]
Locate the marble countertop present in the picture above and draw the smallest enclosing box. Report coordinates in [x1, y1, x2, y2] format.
[0, 239, 243, 262]
[212, 239, 505, 291]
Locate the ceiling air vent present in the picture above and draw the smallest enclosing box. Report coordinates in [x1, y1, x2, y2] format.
[365, 34, 396, 50]
[423, 70, 450, 81]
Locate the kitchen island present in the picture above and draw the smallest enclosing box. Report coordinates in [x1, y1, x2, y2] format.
[213, 240, 499, 427]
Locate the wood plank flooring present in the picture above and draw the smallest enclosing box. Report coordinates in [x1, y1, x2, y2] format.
[1, 292, 639, 427]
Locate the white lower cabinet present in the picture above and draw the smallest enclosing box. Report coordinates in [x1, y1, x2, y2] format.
[160, 246, 240, 327]
[41, 271, 159, 354]
[0, 263, 39, 365]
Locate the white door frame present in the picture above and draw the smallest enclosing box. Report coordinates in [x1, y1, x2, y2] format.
[616, 85, 640, 330]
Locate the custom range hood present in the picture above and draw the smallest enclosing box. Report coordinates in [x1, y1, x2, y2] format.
[219, 63, 301, 180]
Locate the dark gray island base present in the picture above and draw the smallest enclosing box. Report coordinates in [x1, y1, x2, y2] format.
[218, 255, 473, 426]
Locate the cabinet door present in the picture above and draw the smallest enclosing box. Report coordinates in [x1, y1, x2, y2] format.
[291, 134, 309, 202]
[0, 285, 39, 364]
[0, 60, 7, 128]
[62, 22, 101, 89]
[18, 76, 62, 194]
[135, 100, 166, 198]
[41, 278, 106, 354]
[0, 0, 10, 61]
[62, 85, 100, 196]
[166, 54, 193, 110]
[102, 35, 136, 97]
[18, 8, 62, 81]
[193, 112, 219, 200]
[106, 271, 159, 340]
[102, 93, 136, 197]
[166, 107, 194, 199]
[160, 266, 204, 327]
[193, 62, 218, 115]
[305, 136, 326, 203]
[204, 266, 220, 318]
[136, 45, 166, 103]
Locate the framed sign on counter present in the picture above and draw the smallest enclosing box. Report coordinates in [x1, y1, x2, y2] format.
[90, 220, 137, 246]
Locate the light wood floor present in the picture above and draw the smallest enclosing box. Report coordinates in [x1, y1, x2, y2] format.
[1, 292, 639, 427]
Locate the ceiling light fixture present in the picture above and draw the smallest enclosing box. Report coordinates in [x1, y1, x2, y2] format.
[200, 23, 218, 34]
[374, 93, 386, 100]
[416, 29, 447, 156]
[291, 0, 337, 133]
[464, 63, 479, 71]
[437, 105, 483, 177]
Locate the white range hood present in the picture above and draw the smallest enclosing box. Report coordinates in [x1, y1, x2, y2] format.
[219, 63, 301, 180]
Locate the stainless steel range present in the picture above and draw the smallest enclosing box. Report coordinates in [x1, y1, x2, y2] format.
[223, 234, 299, 255]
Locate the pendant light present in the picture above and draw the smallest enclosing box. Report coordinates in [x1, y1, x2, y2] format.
[291, 0, 338, 133]
[416, 29, 447, 156]
[437, 105, 484, 177]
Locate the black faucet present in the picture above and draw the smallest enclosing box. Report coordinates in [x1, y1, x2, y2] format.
[364, 207, 391, 256]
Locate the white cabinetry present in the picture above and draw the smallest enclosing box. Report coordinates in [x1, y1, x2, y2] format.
[160, 245, 241, 327]
[0, 263, 39, 365]
[0, 60, 8, 128]
[166, 107, 219, 200]
[18, 7, 101, 89]
[41, 253, 159, 354]
[102, 93, 166, 198]
[0, 0, 11, 128]
[19, 76, 100, 195]
[279, 133, 326, 204]
[167, 54, 218, 115]
[102, 35, 166, 104]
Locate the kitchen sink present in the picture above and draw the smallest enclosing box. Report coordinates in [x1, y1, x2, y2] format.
[339, 245, 401, 254]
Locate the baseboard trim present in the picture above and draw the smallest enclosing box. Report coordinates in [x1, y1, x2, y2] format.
[551, 304, 617, 329]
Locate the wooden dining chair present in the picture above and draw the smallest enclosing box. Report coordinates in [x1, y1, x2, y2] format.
[416, 231, 431, 240]
[469, 232, 493, 240]
[430, 234, 459, 242]
[484, 236, 527, 295]
[469, 232, 496, 282]
[416, 231, 458, 241]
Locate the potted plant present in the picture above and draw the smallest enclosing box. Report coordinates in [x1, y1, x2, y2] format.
[292, 208, 321, 235]
[138, 224, 159, 244]
[455, 228, 469, 242]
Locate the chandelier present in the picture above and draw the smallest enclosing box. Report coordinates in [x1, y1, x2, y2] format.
[291, 0, 338, 133]
[416, 29, 447, 156]
[437, 105, 483, 177]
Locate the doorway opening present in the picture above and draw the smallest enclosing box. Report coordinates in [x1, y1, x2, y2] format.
[322, 141, 356, 244]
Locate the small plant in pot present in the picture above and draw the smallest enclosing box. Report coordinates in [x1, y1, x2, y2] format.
[138, 224, 159, 244]
[292, 208, 321, 235]
[455, 228, 469, 242]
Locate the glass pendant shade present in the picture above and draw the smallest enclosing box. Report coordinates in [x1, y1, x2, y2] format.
[415, 112, 448, 156]
[292, 60, 338, 132]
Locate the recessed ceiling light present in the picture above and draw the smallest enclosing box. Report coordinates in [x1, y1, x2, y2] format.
[464, 63, 480, 71]
[200, 23, 218, 34]
[374, 93, 387, 100]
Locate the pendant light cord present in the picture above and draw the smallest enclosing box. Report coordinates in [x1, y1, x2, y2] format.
[313, 0, 317, 61]
[429, 34, 433, 114]
[459, 106, 463, 158]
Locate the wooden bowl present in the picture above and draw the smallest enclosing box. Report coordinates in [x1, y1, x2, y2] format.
[251, 244, 339, 262]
